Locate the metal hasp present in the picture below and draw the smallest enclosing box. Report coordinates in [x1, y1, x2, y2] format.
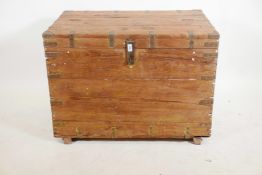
[125, 40, 135, 65]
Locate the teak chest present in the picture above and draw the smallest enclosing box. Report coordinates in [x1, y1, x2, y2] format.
[42, 10, 219, 144]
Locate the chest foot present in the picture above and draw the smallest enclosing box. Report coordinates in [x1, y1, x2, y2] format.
[63, 137, 72, 144]
[192, 137, 202, 145]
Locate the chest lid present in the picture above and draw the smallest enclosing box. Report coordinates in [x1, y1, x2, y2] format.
[43, 10, 219, 49]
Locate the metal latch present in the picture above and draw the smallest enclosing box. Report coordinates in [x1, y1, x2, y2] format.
[125, 40, 135, 66]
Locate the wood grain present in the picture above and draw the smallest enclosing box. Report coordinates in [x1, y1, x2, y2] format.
[43, 37, 219, 49]
[43, 10, 219, 141]
[43, 11, 219, 49]
[53, 121, 211, 138]
[49, 79, 214, 104]
[43, 10, 219, 38]
[46, 49, 217, 80]
[50, 98, 212, 123]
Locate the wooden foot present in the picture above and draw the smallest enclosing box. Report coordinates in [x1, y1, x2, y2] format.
[63, 138, 72, 144]
[192, 137, 202, 145]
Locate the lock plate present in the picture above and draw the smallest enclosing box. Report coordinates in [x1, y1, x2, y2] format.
[125, 40, 135, 65]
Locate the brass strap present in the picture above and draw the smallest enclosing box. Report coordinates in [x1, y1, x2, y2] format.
[149, 31, 155, 48]
[188, 31, 194, 49]
[69, 31, 75, 48]
[108, 31, 115, 48]
[204, 42, 218, 47]
[48, 72, 62, 78]
[148, 125, 153, 136]
[45, 51, 59, 58]
[42, 31, 54, 38]
[75, 127, 81, 136]
[184, 127, 191, 139]
[112, 127, 117, 138]
[44, 41, 57, 47]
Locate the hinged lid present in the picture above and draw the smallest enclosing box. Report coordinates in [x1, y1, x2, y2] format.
[43, 10, 219, 49]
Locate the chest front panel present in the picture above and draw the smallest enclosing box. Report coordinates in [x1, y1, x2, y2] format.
[43, 10, 219, 139]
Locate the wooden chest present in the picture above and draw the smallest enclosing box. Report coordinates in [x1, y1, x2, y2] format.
[42, 10, 219, 144]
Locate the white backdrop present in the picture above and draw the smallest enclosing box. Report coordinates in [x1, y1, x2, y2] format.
[0, 0, 262, 175]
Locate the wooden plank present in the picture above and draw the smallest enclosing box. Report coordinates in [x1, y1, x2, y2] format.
[46, 49, 217, 80]
[49, 79, 214, 104]
[45, 48, 217, 62]
[50, 98, 212, 123]
[53, 121, 211, 138]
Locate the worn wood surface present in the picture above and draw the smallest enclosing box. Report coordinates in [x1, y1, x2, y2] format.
[54, 121, 211, 138]
[43, 10, 219, 49]
[46, 49, 217, 80]
[49, 79, 214, 103]
[43, 37, 219, 49]
[51, 98, 212, 122]
[44, 10, 219, 37]
[43, 10, 219, 141]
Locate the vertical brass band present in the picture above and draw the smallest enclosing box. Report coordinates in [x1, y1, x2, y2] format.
[149, 31, 155, 48]
[109, 31, 115, 48]
[69, 31, 75, 48]
[188, 31, 194, 49]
